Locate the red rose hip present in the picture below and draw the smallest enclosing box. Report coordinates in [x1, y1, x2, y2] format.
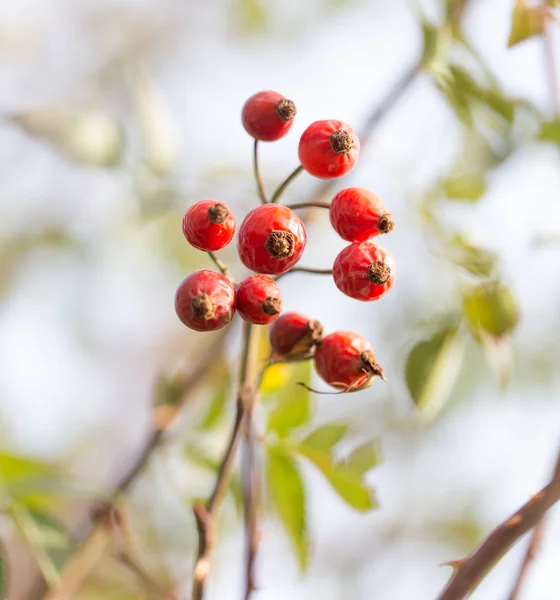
[236, 274, 282, 325]
[269, 312, 324, 358]
[175, 270, 236, 332]
[237, 204, 307, 275]
[242, 91, 296, 142]
[314, 331, 385, 390]
[333, 242, 395, 301]
[182, 200, 236, 252]
[298, 120, 360, 179]
[330, 187, 394, 242]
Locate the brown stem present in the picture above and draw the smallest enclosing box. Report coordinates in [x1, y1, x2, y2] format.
[190, 321, 258, 600]
[253, 140, 268, 204]
[274, 267, 333, 282]
[436, 460, 560, 600]
[270, 165, 304, 204]
[207, 251, 231, 280]
[242, 412, 259, 600]
[285, 201, 330, 210]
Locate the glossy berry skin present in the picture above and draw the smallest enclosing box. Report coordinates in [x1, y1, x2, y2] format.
[298, 120, 360, 179]
[236, 274, 282, 325]
[242, 91, 296, 142]
[182, 200, 236, 252]
[330, 187, 394, 242]
[333, 242, 395, 302]
[175, 270, 235, 332]
[314, 331, 384, 390]
[269, 312, 324, 357]
[237, 204, 307, 275]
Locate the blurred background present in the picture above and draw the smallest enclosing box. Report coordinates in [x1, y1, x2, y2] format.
[1, 0, 560, 598]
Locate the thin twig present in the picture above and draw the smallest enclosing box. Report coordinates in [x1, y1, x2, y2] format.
[270, 165, 304, 204]
[253, 140, 268, 203]
[207, 251, 231, 279]
[274, 267, 333, 282]
[506, 450, 560, 600]
[242, 411, 259, 600]
[285, 201, 330, 211]
[436, 460, 560, 600]
[117, 551, 176, 600]
[190, 322, 259, 600]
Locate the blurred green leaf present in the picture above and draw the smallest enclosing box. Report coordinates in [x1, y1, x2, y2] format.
[266, 361, 311, 437]
[447, 235, 498, 278]
[296, 446, 377, 512]
[300, 423, 348, 453]
[540, 120, 560, 145]
[25, 509, 73, 551]
[341, 441, 383, 476]
[441, 172, 488, 202]
[266, 445, 308, 571]
[463, 282, 520, 340]
[11, 108, 122, 167]
[421, 21, 452, 75]
[0, 540, 7, 600]
[153, 374, 185, 407]
[508, 1, 547, 47]
[231, 0, 267, 34]
[405, 325, 466, 420]
[199, 377, 231, 431]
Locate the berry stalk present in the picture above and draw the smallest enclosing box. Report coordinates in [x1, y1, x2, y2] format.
[270, 165, 304, 203]
[253, 140, 268, 204]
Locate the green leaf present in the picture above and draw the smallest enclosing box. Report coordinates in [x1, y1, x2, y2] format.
[421, 21, 452, 75]
[447, 235, 498, 278]
[405, 325, 466, 420]
[231, 0, 268, 34]
[0, 540, 7, 600]
[266, 445, 308, 571]
[296, 446, 376, 512]
[266, 361, 311, 437]
[441, 172, 487, 202]
[300, 423, 348, 453]
[25, 509, 73, 550]
[463, 282, 520, 340]
[153, 374, 185, 407]
[199, 374, 231, 431]
[508, 1, 547, 47]
[342, 441, 383, 476]
[540, 120, 560, 145]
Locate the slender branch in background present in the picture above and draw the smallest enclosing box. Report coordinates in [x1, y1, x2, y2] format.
[117, 551, 177, 600]
[285, 201, 330, 211]
[242, 411, 259, 600]
[270, 165, 304, 204]
[253, 140, 268, 203]
[207, 251, 231, 280]
[436, 457, 560, 600]
[191, 322, 259, 600]
[275, 266, 333, 282]
[543, 15, 560, 117]
[29, 329, 230, 600]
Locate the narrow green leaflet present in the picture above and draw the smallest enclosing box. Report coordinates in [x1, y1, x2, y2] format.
[447, 235, 497, 279]
[266, 361, 311, 437]
[0, 540, 7, 600]
[540, 120, 560, 146]
[266, 446, 308, 571]
[405, 325, 466, 420]
[341, 441, 383, 476]
[296, 446, 376, 512]
[421, 21, 452, 75]
[300, 423, 348, 453]
[508, 0, 547, 47]
[441, 172, 487, 202]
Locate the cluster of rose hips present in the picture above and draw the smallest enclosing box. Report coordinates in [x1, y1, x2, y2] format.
[174, 91, 396, 390]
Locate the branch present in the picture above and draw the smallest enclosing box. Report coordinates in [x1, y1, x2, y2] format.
[207, 251, 231, 280]
[190, 322, 259, 600]
[274, 267, 333, 282]
[270, 165, 304, 204]
[285, 201, 330, 211]
[436, 460, 560, 600]
[253, 140, 268, 204]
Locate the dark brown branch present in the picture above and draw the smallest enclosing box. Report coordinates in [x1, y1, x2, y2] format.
[436, 462, 560, 600]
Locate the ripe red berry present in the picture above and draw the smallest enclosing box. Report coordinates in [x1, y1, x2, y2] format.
[182, 200, 236, 252]
[242, 91, 296, 142]
[175, 270, 235, 332]
[236, 274, 282, 325]
[314, 331, 385, 390]
[298, 120, 360, 179]
[333, 242, 395, 302]
[269, 312, 324, 358]
[237, 204, 307, 275]
[330, 187, 394, 242]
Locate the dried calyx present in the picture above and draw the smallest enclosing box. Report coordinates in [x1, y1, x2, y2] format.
[262, 297, 282, 316]
[265, 230, 295, 259]
[377, 213, 395, 234]
[330, 129, 354, 155]
[191, 294, 216, 320]
[359, 350, 386, 381]
[208, 203, 229, 224]
[276, 98, 296, 122]
[368, 260, 391, 285]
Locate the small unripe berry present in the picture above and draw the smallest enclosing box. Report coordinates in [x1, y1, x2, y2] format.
[269, 312, 324, 358]
[236, 274, 282, 325]
[298, 120, 360, 179]
[314, 331, 385, 390]
[242, 91, 296, 142]
[175, 270, 235, 332]
[182, 200, 236, 252]
[237, 204, 307, 275]
[330, 187, 394, 242]
[333, 242, 395, 301]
